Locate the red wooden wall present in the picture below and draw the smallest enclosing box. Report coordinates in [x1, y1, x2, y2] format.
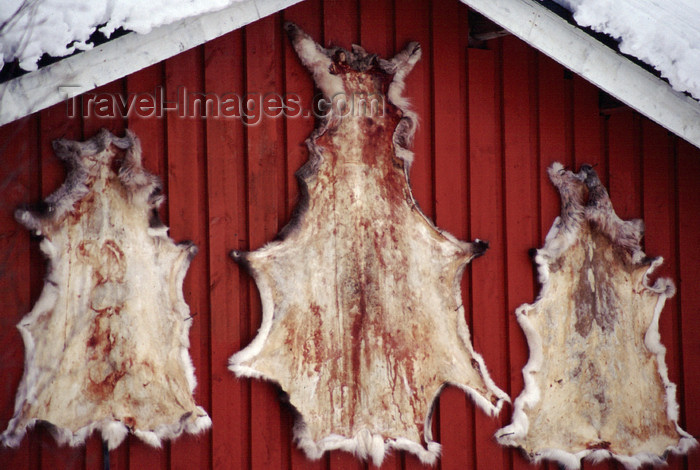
[1, 1, 698, 469]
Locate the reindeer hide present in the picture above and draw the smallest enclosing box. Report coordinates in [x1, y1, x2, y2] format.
[496, 163, 696, 469]
[1, 129, 211, 450]
[228, 23, 508, 467]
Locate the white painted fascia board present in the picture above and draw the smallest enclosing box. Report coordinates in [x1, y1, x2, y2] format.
[462, 0, 700, 150]
[0, 0, 302, 127]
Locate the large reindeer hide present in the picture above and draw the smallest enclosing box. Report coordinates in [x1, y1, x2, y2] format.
[1, 129, 211, 450]
[496, 163, 696, 469]
[229, 23, 508, 466]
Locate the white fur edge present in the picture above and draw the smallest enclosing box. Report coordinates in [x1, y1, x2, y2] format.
[387, 42, 421, 170]
[495, 163, 697, 469]
[494, 301, 542, 449]
[172, 242, 200, 394]
[228, 244, 279, 370]
[293, 427, 441, 467]
[451, 282, 510, 417]
[230, 240, 507, 466]
[2, 412, 211, 451]
[642, 261, 698, 454]
[237, 357, 445, 468]
[291, 393, 445, 467]
[0, 281, 60, 448]
[285, 363, 508, 467]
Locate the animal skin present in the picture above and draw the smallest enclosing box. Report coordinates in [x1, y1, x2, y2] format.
[1, 129, 211, 450]
[229, 23, 508, 466]
[496, 163, 696, 469]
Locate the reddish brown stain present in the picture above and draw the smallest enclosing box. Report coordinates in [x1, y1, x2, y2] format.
[68, 190, 97, 225]
[76, 239, 127, 285]
[85, 305, 129, 401]
[87, 369, 127, 400]
[573, 231, 621, 337]
[77, 240, 92, 260]
[232, 32, 508, 455]
[313, 66, 427, 435]
[97, 240, 126, 284]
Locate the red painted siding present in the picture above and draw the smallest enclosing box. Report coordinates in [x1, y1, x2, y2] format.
[1, 1, 698, 469]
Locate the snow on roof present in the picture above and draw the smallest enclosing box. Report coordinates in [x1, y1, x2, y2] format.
[0, 0, 241, 72]
[552, 0, 700, 101]
[2, 0, 700, 149]
[4, 0, 699, 103]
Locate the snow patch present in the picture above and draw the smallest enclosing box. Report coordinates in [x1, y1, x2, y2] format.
[1, 0, 241, 72]
[553, 0, 700, 101]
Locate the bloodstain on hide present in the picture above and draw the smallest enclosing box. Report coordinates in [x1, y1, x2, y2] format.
[229, 23, 507, 467]
[1, 129, 211, 450]
[496, 163, 697, 470]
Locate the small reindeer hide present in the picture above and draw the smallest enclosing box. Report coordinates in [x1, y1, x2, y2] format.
[496, 163, 696, 469]
[1, 129, 211, 450]
[229, 23, 508, 466]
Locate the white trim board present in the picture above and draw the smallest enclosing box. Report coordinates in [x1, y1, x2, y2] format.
[0, 0, 302, 127]
[462, 0, 700, 150]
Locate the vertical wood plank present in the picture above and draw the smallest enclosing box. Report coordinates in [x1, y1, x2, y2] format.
[642, 123, 684, 470]
[677, 139, 700, 470]
[359, 0, 394, 58]
[572, 76, 604, 179]
[607, 110, 642, 220]
[27, 115, 44, 470]
[468, 47, 509, 470]
[245, 14, 289, 470]
[395, 0, 434, 222]
[284, 0, 322, 222]
[126, 62, 170, 470]
[323, 0, 359, 47]
[501, 34, 539, 470]
[0, 117, 41, 470]
[164, 46, 212, 470]
[81, 79, 126, 138]
[431, 2, 475, 469]
[204, 29, 251, 470]
[538, 55, 570, 231]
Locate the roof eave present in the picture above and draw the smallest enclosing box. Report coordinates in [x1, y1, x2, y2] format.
[3, 0, 699, 151]
[0, 0, 302, 127]
[462, 0, 700, 150]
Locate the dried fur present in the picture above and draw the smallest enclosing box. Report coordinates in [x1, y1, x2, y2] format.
[229, 23, 508, 467]
[2, 129, 211, 450]
[496, 162, 696, 469]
